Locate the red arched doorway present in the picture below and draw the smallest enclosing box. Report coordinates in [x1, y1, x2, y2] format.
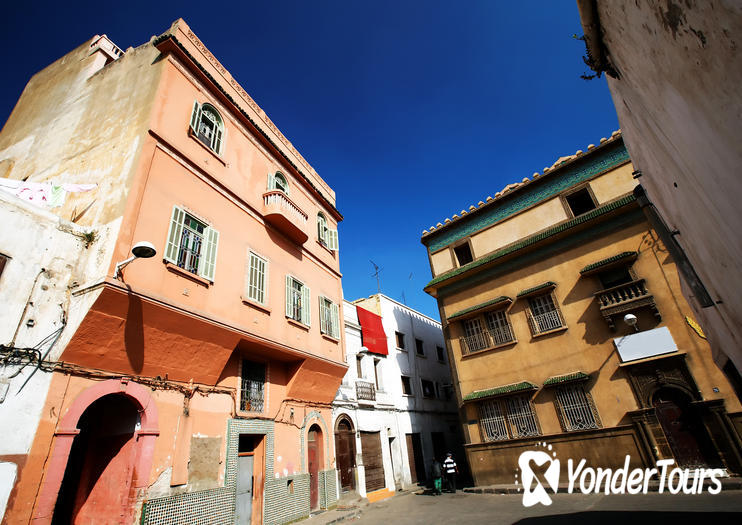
[307, 424, 323, 510]
[53, 394, 139, 523]
[334, 417, 356, 493]
[34, 379, 159, 524]
[652, 387, 721, 468]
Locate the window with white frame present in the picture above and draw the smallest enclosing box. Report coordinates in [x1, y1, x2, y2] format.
[317, 212, 339, 251]
[285, 275, 310, 325]
[268, 172, 289, 194]
[527, 293, 564, 335]
[189, 101, 224, 154]
[240, 359, 266, 412]
[478, 395, 540, 442]
[319, 296, 340, 338]
[245, 251, 268, 305]
[164, 206, 219, 281]
[554, 384, 601, 432]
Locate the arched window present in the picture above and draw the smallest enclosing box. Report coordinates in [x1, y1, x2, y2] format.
[317, 212, 339, 251]
[189, 101, 224, 154]
[268, 172, 289, 194]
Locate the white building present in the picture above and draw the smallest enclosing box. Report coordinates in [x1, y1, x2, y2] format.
[332, 294, 461, 499]
[0, 189, 116, 520]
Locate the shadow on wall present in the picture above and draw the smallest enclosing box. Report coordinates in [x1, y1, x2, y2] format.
[124, 291, 144, 373]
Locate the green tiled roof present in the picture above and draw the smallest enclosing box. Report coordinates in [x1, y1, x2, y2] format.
[543, 371, 590, 386]
[580, 252, 637, 274]
[448, 296, 512, 320]
[516, 281, 556, 298]
[425, 194, 636, 290]
[463, 381, 538, 402]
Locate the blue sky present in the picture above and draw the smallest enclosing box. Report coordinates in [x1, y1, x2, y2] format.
[1, 1, 619, 320]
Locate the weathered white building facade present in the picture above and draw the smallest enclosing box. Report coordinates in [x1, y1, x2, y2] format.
[332, 294, 460, 499]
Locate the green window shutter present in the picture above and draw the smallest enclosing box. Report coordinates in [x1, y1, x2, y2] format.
[301, 285, 311, 326]
[189, 101, 201, 133]
[319, 296, 328, 334]
[267, 172, 276, 191]
[213, 125, 223, 154]
[247, 252, 267, 304]
[327, 229, 339, 251]
[285, 275, 293, 318]
[198, 226, 219, 282]
[330, 301, 340, 338]
[164, 206, 185, 264]
[243, 249, 252, 300]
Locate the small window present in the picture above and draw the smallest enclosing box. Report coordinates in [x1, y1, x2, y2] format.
[526, 293, 564, 335]
[319, 296, 340, 338]
[189, 101, 224, 154]
[415, 338, 424, 356]
[554, 384, 601, 431]
[268, 172, 289, 194]
[285, 275, 310, 325]
[240, 360, 266, 412]
[436, 346, 445, 362]
[421, 379, 435, 399]
[164, 206, 220, 281]
[453, 243, 474, 266]
[395, 331, 406, 350]
[401, 376, 413, 396]
[356, 355, 363, 379]
[317, 212, 339, 251]
[245, 251, 268, 304]
[374, 359, 382, 390]
[565, 187, 596, 217]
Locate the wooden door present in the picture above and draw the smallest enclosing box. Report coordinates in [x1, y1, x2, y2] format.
[308, 426, 321, 510]
[335, 426, 356, 492]
[405, 433, 425, 484]
[360, 432, 385, 492]
[653, 389, 716, 468]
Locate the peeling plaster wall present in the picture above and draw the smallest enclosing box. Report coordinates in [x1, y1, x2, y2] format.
[592, 0, 742, 370]
[0, 36, 163, 228]
[0, 191, 115, 521]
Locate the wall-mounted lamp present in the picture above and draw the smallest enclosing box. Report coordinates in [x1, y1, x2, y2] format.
[623, 313, 639, 332]
[114, 241, 157, 279]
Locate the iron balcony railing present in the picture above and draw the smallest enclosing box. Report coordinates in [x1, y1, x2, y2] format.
[595, 278, 650, 310]
[356, 380, 376, 401]
[459, 326, 514, 355]
[526, 309, 564, 335]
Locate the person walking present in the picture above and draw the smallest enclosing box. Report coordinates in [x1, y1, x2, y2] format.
[443, 452, 458, 493]
[431, 458, 443, 495]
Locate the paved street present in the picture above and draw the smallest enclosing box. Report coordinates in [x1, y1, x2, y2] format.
[336, 489, 742, 524]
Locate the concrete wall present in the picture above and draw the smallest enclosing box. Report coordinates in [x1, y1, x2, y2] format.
[582, 0, 742, 371]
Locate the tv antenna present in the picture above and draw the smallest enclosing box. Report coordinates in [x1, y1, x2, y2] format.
[370, 260, 382, 293]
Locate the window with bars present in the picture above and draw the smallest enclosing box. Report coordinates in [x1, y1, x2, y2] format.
[478, 395, 540, 442]
[164, 206, 220, 282]
[240, 360, 266, 412]
[189, 101, 224, 154]
[245, 251, 267, 305]
[319, 296, 340, 338]
[554, 384, 601, 432]
[460, 308, 515, 355]
[526, 293, 564, 335]
[285, 275, 310, 325]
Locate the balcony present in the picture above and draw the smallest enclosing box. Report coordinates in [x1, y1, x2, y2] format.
[459, 326, 514, 355]
[262, 190, 309, 244]
[356, 380, 376, 402]
[526, 309, 565, 336]
[594, 278, 660, 330]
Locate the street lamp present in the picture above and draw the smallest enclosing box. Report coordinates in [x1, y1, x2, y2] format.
[114, 241, 157, 279]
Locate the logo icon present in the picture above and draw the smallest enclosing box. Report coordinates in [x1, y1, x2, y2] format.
[517, 443, 560, 507]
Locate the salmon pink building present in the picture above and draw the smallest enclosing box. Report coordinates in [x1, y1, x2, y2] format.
[0, 19, 345, 524]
